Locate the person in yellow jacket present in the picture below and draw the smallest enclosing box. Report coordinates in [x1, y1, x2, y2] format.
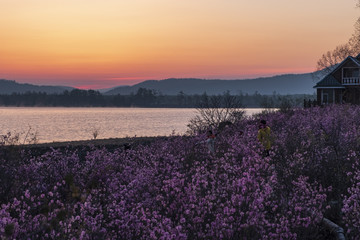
[257, 120, 271, 156]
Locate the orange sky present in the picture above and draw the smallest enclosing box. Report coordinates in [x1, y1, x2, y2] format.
[0, 0, 358, 89]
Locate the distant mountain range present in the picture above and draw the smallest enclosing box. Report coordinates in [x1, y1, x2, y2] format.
[0, 79, 73, 94]
[0, 72, 321, 95]
[105, 72, 320, 95]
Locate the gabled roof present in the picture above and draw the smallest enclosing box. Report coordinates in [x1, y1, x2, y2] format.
[349, 56, 360, 66]
[314, 55, 360, 88]
[314, 75, 344, 88]
[330, 56, 360, 73]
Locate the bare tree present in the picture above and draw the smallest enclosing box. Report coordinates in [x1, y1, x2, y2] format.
[316, 44, 355, 74]
[187, 92, 244, 134]
[317, 2, 360, 73]
[349, 15, 360, 52]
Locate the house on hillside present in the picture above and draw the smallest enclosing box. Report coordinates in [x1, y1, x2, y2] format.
[314, 54, 360, 105]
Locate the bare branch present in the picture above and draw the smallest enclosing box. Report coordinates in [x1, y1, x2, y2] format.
[187, 93, 244, 134]
[316, 44, 353, 73]
[317, 2, 360, 73]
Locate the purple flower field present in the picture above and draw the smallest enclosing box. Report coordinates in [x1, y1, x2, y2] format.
[1, 105, 360, 239]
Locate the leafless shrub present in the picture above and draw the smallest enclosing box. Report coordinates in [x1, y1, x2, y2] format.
[187, 92, 244, 134]
[90, 127, 101, 140]
[23, 126, 38, 144]
[0, 126, 38, 146]
[277, 96, 296, 114]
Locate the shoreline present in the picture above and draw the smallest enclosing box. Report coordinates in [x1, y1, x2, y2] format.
[1, 135, 174, 160]
[23, 136, 169, 149]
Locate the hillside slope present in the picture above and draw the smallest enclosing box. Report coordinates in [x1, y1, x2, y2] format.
[105, 73, 319, 95]
[0, 79, 73, 94]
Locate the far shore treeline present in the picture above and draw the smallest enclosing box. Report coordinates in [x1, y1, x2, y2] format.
[0, 88, 314, 108]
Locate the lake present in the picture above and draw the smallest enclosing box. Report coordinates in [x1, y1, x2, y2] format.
[0, 107, 265, 143]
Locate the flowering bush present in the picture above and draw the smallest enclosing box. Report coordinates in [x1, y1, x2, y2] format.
[1, 105, 359, 239]
[342, 159, 360, 238]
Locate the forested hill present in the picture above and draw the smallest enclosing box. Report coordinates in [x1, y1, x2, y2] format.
[1, 71, 321, 95]
[0, 79, 73, 94]
[105, 72, 320, 95]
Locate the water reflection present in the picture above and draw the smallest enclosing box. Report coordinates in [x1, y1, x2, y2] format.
[0, 108, 265, 143]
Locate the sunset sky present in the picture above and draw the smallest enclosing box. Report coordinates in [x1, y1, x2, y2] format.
[0, 0, 359, 89]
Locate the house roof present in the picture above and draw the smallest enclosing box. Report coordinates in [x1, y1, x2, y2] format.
[314, 55, 360, 88]
[314, 75, 344, 88]
[331, 56, 360, 73]
[349, 56, 360, 66]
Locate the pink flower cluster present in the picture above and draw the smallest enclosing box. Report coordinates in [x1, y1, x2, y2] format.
[1, 104, 360, 239]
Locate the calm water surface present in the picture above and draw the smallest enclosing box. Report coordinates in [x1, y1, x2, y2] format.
[0, 108, 264, 143]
